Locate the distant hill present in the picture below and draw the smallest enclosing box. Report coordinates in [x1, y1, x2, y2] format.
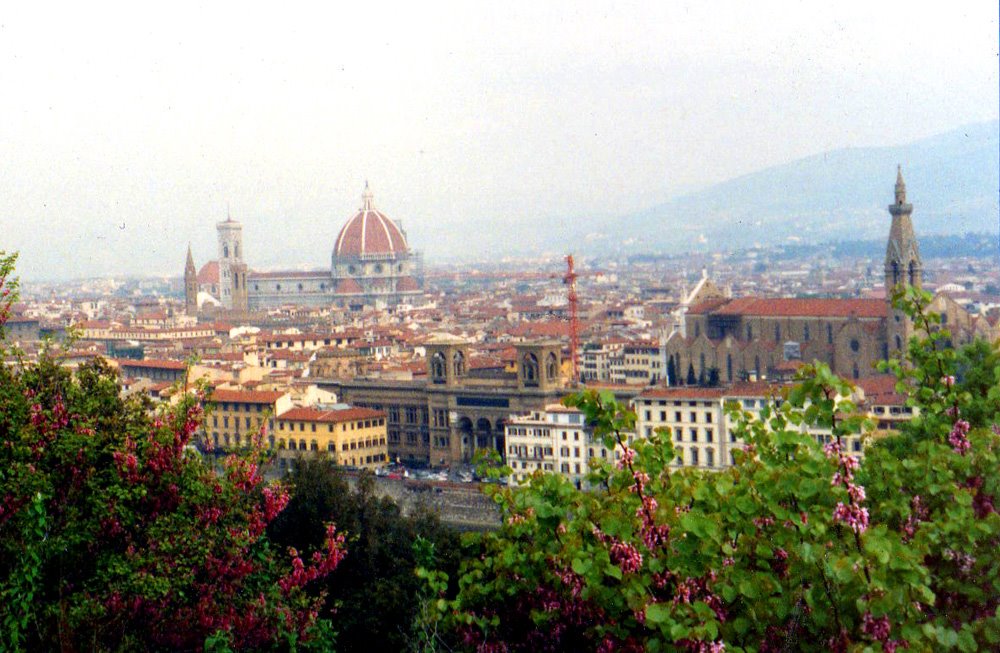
[585, 120, 999, 256]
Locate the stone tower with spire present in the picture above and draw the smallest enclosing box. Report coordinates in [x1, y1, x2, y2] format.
[884, 166, 922, 353]
[184, 244, 198, 316]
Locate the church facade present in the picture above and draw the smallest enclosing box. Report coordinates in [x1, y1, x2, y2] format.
[664, 168, 996, 384]
[184, 184, 423, 313]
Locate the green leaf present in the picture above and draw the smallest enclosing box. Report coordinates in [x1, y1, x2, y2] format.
[645, 602, 670, 625]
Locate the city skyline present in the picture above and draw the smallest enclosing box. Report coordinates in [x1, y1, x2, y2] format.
[2, 2, 998, 280]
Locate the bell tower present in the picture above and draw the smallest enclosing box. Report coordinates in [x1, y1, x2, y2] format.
[884, 166, 922, 353]
[217, 213, 249, 313]
[184, 244, 198, 316]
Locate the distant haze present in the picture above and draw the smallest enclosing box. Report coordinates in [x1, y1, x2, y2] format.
[1, 2, 997, 280]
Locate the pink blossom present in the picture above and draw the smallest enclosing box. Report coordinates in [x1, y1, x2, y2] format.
[609, 540, 643, 574]
[832, 502, 869, 534]
[861, 611, 891, 642]
[948, 419, 971, 455]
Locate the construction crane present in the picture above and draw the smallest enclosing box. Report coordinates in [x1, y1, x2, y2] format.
[564, 254, 579, 384]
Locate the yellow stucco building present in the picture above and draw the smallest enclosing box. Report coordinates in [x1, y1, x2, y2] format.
[275, 406, 388, 469]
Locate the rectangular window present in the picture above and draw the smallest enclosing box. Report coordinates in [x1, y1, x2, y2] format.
[689, 428, 698, 442]
[690, 411, 697, 422]
[705, 428, 714, 442]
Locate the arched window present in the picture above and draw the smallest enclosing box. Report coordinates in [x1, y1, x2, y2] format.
[804, 324, 810, 341]
[546, 352, 558, 380]
[827, 324, 833, 344]
[852, 364, 860, 380]
[746, 325, 753, 340]
[895, 335, 902, 350]
[891, 261, 900, 286]
[452, 350, 465, 377]
[908, 261, 916, 286]
[706, 448, 715, 467]
[522, 353, 539, 385]
[224, 245, 230, 258]
[690, 447, 699, 466]
[726, 354, 733, 382]
[430, 351, 446, 382]
[774, 324, 781, 343]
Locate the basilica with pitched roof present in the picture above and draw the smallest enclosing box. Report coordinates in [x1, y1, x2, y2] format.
[663, 168, 997, 383]
[184, 184, 423, 314]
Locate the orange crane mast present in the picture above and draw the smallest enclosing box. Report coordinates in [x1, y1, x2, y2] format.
[564, 254, 579, 384]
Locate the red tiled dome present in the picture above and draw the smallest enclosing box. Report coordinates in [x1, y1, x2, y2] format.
[334, 184, 409, 257]
[197, 261, 220, 284]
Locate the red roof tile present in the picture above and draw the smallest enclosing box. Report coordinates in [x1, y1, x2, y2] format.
[197, 261, 220, 285]
[691, 297, 887, 319]
[277, 406, 384, 423]
[208, 389, 288, 404]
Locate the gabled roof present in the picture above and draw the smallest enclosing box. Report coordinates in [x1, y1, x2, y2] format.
[690, 297, 887, 319]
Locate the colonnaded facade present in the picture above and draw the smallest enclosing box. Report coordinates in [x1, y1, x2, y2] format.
[314, 339, 586, 468]
[184, 183, 423, 313]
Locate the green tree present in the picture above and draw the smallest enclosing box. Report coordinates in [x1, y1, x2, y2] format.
[268, 459, 460, 653]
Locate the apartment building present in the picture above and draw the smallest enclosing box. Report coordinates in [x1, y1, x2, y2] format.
[274, 406, 388, 470]
[505, 404, 621, 489]
[204, 389, 293, 449]
[633, 381, 869, 470]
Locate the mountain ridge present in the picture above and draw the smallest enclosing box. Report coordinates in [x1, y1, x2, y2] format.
[582, 120, 998, 256]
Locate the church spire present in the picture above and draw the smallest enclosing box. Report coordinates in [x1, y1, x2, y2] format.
[894, 165, 907, 205]
[184, 243, 199, 315]
[890, 165, 912, 216]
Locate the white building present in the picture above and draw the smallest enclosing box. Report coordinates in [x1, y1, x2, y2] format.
[505, 404, 620, 489]
[633, 382, 868, 470]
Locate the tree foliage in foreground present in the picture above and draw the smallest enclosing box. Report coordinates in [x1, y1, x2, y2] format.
[267, 459, 461, 653]
[0, 251, 345, 652]
[424, 287, 1000, 652]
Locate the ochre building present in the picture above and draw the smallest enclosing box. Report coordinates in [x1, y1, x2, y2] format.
[274, 406, 388, 470]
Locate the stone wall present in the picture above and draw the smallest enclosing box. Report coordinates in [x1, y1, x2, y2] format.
[342, 472, 501, 531]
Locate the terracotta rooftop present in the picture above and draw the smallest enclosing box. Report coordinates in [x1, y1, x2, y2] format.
[689, 297, 888, 319]
[118, 359, 187, 370]
[197, 261, 220, 285]
[277, 406, 385, 423]
[208, 389, 288, 404]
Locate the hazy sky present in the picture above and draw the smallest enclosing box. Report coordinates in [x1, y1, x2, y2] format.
[2, 1, 997, 280]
